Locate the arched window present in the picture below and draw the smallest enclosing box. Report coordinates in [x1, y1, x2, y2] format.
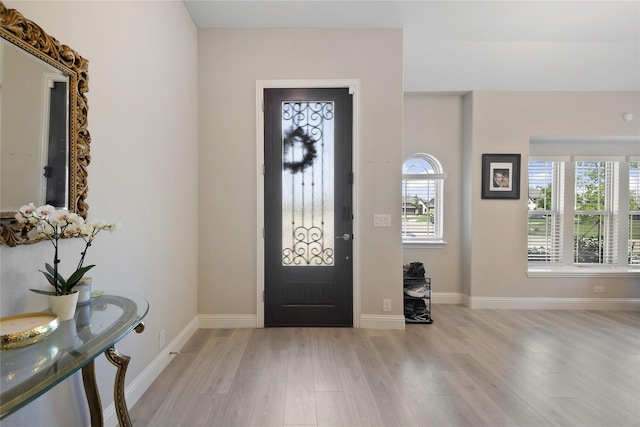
[402, 154, 446, 244]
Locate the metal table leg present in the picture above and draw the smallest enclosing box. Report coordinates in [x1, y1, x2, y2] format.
[104, 322, 144, 427]
[81, 359, 104, 427]
[105, 346, 132, 427]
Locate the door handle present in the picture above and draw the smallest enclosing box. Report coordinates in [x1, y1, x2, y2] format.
[336, 233, 351, 241]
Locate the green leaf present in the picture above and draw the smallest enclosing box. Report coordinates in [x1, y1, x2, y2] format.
[39, 270, 57, 287]
[63, 265, 95, 293]
[43, 262, 66, 289]
[44, 263, 56, 276]
[29, 288, 57, 296]
[56, 272, 67, 288]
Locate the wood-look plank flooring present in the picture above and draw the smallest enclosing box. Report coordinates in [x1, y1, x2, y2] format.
[130, 305, 640, 426]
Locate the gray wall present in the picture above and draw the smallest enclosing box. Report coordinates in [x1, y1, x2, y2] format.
[402, 95, 463, 297]
[197, 28, 405, 319]
[404, 91, 640, 305]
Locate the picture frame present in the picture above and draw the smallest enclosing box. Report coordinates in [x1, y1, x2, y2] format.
[481, 154, 521, 199]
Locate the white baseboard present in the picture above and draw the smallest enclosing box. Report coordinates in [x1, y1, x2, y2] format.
[200, 314, 407, 329]
[469, 297, 640, 310]
[432, 292, 465, 304]
[103, 316, 199, 427]
[359, 314, 406, 330]
[198, 314, 257, 328]
[461, 293, 470, 307]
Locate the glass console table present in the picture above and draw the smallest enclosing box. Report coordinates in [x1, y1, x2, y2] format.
[1, 291, 148, 427]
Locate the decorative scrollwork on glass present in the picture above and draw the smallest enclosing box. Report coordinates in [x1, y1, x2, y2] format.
[282, 102, 333, 147]
[282, 100, 334, 267]
[283, 226, 334, 265]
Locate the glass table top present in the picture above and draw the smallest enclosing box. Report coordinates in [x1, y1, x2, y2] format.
[0, 291, 149, 419]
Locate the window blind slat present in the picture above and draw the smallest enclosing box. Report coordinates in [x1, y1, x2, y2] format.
[528, 161, 563, 263]
[630, 161, 640, 265]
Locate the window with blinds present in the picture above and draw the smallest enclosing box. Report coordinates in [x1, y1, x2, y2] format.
[630, 161, 640, 265]
[528, 161, 564, 263]
[574, 161, 618, 265]
[528, 155, 639, 269]
[402, 154, 445, 243]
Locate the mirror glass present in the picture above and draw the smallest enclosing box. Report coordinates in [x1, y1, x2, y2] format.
[0, 2, 90, 246]
[1, 39, 70, 212]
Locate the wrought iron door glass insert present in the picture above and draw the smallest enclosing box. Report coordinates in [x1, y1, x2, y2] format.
[282, 101, 334, 266]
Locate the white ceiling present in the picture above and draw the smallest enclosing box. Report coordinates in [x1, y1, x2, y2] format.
[183, 1, 640, 92]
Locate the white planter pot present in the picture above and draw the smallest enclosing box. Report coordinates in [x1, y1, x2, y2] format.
[49, 292, 79, 321]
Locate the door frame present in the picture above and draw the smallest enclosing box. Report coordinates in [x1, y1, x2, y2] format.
[256, 79, 361, 328]
[40, 73, 69, 206]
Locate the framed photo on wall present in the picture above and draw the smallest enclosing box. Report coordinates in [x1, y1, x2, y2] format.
[482, 153, 521, 199]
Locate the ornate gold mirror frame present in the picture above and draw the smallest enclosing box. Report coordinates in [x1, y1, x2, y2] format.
[0, 2, 90, 246]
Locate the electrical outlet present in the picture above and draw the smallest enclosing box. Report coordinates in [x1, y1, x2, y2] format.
[383, 299, 391, 312]
[594, 286, 605, 294]
[159, 329, 166, 349]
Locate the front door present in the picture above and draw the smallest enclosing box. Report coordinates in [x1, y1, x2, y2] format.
[264, 88, 353, 327]
[45, 81, 67, 207]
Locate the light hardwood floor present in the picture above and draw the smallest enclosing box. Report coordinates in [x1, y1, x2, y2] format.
[130, 305, 640, 426]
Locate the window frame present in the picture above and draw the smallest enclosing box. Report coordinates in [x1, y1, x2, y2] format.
[402, 153, 446, 247]
[528, 155, 640, 277]
[527, 160, 565, 264]
[628, 159, 640, 265]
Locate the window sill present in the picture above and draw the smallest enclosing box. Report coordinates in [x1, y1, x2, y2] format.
[528, 265, 640, 278]
[403, 241, 447, 249]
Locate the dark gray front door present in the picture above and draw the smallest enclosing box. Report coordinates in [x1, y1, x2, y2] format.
[45, 81, 67, 207]
[264, 88, 353, 327]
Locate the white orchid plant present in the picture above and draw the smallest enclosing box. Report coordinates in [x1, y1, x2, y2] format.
[15, 203, 117, 296]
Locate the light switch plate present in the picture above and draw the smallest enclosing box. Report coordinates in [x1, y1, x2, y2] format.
[374, 214, 391, 227]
